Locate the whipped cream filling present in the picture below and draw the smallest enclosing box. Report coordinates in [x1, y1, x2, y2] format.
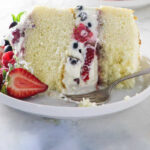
[4, 12, 35, 72]
[63, 6, 99, 94]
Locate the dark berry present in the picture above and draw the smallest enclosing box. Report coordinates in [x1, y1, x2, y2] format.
[76, 5, 83, 11]
[21, 31, 25, 37]
[74, 78, 80, 85]
[32, 24, 36, 28]
[69, 57, 79, 65]
[9, 21, 18, 29]
[78, 12, 87, 21]
[4, 45, 12, 53]
[4, 40, 10, 46]
[79, 49, 82, 53]
[73, 42, 78, 49]
[87, 22, 92, 28]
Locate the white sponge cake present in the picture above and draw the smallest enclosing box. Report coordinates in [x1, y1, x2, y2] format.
[98, 6, 140, 88]
[24, 7, 75, 92]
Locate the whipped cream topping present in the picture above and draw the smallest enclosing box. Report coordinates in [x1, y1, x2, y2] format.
[63, 6, 99, 94]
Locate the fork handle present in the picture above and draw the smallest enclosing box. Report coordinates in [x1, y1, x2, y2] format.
[109, 68, 150, 90]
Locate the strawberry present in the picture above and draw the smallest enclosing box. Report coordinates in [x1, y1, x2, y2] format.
[2, 51, 16, 67]
[73, 23, 93, 43]
[7, 68, 48, 99]
[81, 48, 95, 82]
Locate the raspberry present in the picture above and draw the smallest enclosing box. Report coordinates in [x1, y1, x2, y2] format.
[81, 48, 95, 82]
[2, 51, 16, 67]
[73, 23, 93, 43]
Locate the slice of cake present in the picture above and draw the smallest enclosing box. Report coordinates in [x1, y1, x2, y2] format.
[0, 5, 140, 97]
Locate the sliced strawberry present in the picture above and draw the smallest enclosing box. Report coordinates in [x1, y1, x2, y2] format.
[2, 51, 16, 67]
[81, 48, 95, 82]
[7, 68, 48, 99]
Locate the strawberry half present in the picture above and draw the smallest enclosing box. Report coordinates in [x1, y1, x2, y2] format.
[7, 68, 48, 99]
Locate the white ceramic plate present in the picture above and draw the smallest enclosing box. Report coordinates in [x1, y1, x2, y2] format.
[0, 54, 150, 119]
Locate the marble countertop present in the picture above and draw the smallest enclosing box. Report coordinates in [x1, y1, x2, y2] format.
[0, 0, 150, 150]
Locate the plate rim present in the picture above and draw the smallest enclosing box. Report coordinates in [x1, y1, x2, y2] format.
[0, 84, 150, 119]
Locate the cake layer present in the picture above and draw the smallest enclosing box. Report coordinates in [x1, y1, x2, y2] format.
[24, 7, 75, 92]
[98, 6, 140, 88]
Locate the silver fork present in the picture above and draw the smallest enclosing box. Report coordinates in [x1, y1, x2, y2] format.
[65, 68, 150, 105]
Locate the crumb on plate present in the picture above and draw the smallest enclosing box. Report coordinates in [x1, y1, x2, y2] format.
[79, 98, 97, 107]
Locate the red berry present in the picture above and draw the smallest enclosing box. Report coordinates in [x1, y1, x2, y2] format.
[7, 68, 48, 99]
[2, 51, 16, 67]
[73, 23, 93, 43]
[12, 29, 20, 44]
[81, 48, 95, 82]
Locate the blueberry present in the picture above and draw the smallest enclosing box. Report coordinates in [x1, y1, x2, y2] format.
[4, 40, 10, 46]
[9, 21, 18, 29]
[78, 12, 87, 21]
[32, 24, 36, 28]
[4, 45, 12, 52]
[21, 31, 25, 37]
[73, 42, 78, 49]
[87, 22, 92, 28]
[79, 49, 82, 53]
[76, 5, 83, 11]
[69, 57, 79, 65]
[74, 78, 80, 85]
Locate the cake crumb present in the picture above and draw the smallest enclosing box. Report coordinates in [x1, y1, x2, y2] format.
[124, 95, 131, 101]
[79, 98, 97, 107]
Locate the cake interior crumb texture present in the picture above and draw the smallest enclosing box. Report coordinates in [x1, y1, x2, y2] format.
[99, 6, 140, 88]
[24, 6, 75, 92]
